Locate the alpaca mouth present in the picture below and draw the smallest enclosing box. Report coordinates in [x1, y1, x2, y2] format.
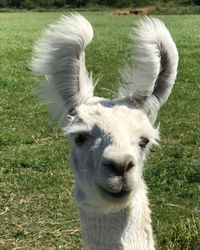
[99, 186, 131, 199]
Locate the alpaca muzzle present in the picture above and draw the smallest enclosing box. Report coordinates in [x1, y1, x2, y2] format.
[96, 154, 136, 199]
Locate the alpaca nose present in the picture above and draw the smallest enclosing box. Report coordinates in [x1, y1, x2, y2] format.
[102, 154, 135, 177]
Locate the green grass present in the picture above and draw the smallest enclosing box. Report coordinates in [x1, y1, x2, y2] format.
[0, 12, 199, 249]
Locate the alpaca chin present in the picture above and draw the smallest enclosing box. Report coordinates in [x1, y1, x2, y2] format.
[75, 180, 145, 214]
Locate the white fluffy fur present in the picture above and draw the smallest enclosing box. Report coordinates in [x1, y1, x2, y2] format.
[32, 14, 178, 250]
[119, 17, 178, 122]
[31, 13, 94, 119]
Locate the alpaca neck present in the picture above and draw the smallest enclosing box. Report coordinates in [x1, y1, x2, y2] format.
[78, 188, 155, 250]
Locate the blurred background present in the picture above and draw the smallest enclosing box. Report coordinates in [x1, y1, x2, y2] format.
[0, 0, 200, 14]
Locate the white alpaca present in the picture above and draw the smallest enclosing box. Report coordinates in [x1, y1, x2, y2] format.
[31, 14, 178, 250]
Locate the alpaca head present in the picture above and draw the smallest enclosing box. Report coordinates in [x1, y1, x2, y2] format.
[65, 104, 159, 212]
[31, 14, 178, 213]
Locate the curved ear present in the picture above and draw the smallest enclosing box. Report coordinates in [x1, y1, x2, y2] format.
[31, 14, 94, 122]
[118, 17, 178, 123]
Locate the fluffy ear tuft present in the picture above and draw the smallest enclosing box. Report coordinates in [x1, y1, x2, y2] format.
[118, 17, 178, 123]
[31, 13, 94, 123]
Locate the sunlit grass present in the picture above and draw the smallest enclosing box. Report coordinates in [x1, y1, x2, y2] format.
[0, 12, 199, 249]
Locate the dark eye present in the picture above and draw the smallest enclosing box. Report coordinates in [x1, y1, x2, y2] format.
[139, 137, 149, 149]
[74, 133, 90, 145]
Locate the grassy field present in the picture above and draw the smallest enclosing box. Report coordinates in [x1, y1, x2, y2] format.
[0, 12, 199, 250]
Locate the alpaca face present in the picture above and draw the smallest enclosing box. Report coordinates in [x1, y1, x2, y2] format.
[65, 104, 159, 212]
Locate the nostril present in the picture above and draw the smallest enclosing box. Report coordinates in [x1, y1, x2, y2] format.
[102, 160, 123, 176]
[126, 161, 134, 172]
[108, 164, 118, 174]
[107, 164, 123, 176]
